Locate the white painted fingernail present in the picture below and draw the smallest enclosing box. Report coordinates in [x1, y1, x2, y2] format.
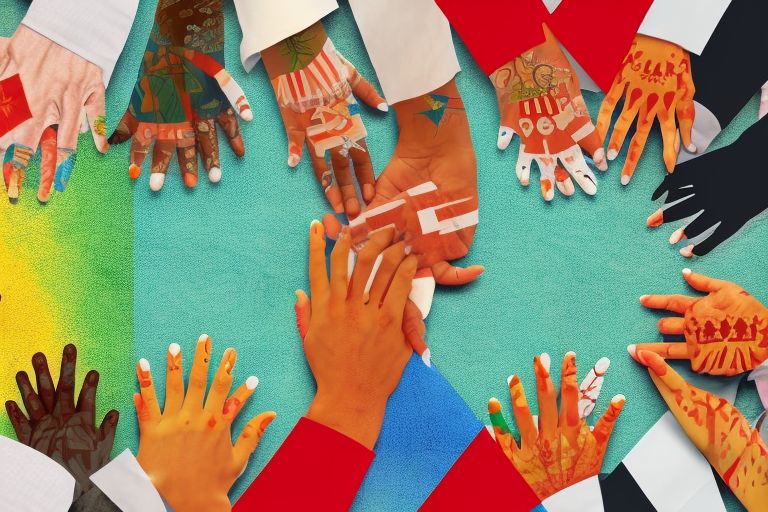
[199, 334, 210, 343]
[507, 375, 516, 386]
[377, 103, 389, 112]
[627, 344, 636, 357]
[288, 154, 300, 168]
[607, 149, 618, 160]
[639, 294, 649, 302]
[149, 173, 165, 192]
[139, 358, 150, 371]
[595, 357, 610, 374]
[682, 268, 692, 275]
[168, 343, 181, 356]
[686, 143, 697, 153]
[241, 109, 254, 122]
[565, 351, 576, 358]
[620, 174, 630, 186]
[680, 244, 695, 258]
[669, 227, 685, 245]
[404, 245, 412, 255]
[540, 353, 551, 372]
[612, 394, 626, 404]
[310, 219, 321, 228]
[208, 166, 222, 183]
[246, 376, 259, 390]
[421, 349, 432, 367]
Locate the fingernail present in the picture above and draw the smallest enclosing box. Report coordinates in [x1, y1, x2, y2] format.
[540, 353, 551, 373]
[620, 173, 630, 186]
[208, 167, 222, 183]
[607, 149, 618, 160]
[223, 348, 237, 374]
[421, 348, 432, 367]
[639, 294, 649, 302]
[183, 172, 198, 188]
[149, 173, 165, 192]
[507, 374, 515, 386]
[669, 227, 685, 244]
[260, 413, 276, 431]
[595, 357, 610, 374]
[288, 154, 300, 167]
[245, 376, 259, 390]
[565, 351, 576, 358]
[241, 110, 254, 122]
[128, 164, 141, 179]
[488, 397, 502, 413]
[627, 344, 637, 358]
[168, 343, 181, 357]
[679, 245, 694, 258]
[646, 209, 664, 228]
[682, 268, 692, 276]
[686, 143, 697, 153]
[377, 103, 389, 112]
[404, 245, 412, 255]
[612, 394, 626, 406]
[139, 358, 150, 372]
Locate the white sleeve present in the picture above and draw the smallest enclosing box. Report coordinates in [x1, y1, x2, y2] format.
[541, 476, 604, 512]
[0, 436, 75, 512]
[638, 0, 731, 55]
[89, 449, 169, 512]
[348, 0, 460, 105]
[21, 0, 139, 86]
[233, 0, 339, 73]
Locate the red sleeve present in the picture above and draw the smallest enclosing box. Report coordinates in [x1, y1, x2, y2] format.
[420, 428, 540, 511]
[549, 0, 654, 91]
[234, 417, 374, 511]
[435, 0, 549, 76]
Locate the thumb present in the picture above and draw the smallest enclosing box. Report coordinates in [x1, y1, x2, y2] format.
[294, 289, 311, 340]
[234, 411, 277, 468]
[215, 70, 253, 122]
[432, 261, 485, 286]
[404, 300, 430, 367]
[498, 103, 517, 150]
[84, 86, 109, 153]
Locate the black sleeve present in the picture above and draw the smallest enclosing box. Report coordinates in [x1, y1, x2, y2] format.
[68, 487, 121, 512]
[599, 466, 657, 512]
[690, 0, 768, 127]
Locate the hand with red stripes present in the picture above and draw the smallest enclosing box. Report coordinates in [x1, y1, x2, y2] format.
[263, 22, 387, 219]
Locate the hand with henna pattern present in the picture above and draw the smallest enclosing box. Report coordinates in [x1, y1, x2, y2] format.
[488, 352, 624, 500]
[629, 269, 768, 376]
[5, 344, 118, 498]
[635, 350, 768, 511]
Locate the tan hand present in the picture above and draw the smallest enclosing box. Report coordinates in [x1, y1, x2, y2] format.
[134, 337, 275, 512]
[489, 352, 624, 500]
[629, 269, 768, 376]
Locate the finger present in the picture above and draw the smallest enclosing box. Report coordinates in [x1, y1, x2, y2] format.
[596, 79, 627, 143]
[537, 155, 558, 202]
[658, 317, 685, 334]
[148, 139, 176, 192]
[108, 110, 138, 145]
[578, 356, 610, 419]
[31, 352, 55, 412]
[164, 343, 184, 415]
[310, 150, 343, 214]
[403, 300, 430, 366]
[555, 166, 575, 197]
[498, 100, 517, 150]
[431, 261, 485, 286]
[84, 87, 109, 153]
[349, 228, 395, 300]
[640, 293, 697, 314]
[515, 150, 533, 186]
[75, 370, 99, 424]
[136, 358, 161, 422]
[682, 268, 729, 293]
[653, 196, 700, 225]
[690, 226, 730, 257]
[5, 144, 34, 202]
[217, 108, 245, 158]
[606, 89, 643, 161]
[592, 394, 625, 446]
[560, 149, 597, 195]
[37, 127, 57, 203]
[381, 253, 418, 318]
[183, 334, 213, 411]
[507, 374, 537, 447]
[330, 149, 359, 218]
[133, 393, 152, 428]
[344, 60, 387, 111]
[658, 101, 679, 173]
[177, 141, 199, 188]
[308, 220, 329, 299]
[204, 348, 237, 417]
[127, 125, 153, 181]
[534, 354, 558, 440]
[98, 410, 119, 446]
[349, 142, 375, 203]
[15, 371, 44, 421]
[223, 376, 259, 424]
[54, 343, 77, 418]
[196, 119, 221, 185]
[294, 289, 311, 340]
[234, 411, 277, 468]
[620, 101, 655, 185]
[368, 243, 409, 307]
[329, 232, 351, 300]
[488, 397, 520, 458]
[215, 71, 253, 121]
[559, 352, 580, 439]
[5, 401, 32, 444]
[628, 343, 690, 362]
[676, 66, 697, 153]
[680, 211, 717, 242]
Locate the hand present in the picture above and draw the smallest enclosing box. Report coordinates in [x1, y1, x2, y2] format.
[647, 116, 768, 257]
[294, 221, 416, 449]
[262, 22, 386, 218]
[134, 336, 275, 512]
[634, 350, 768, 511]
[0, 26, 106, 203]
[109, 0, 251, 192]
[629, 269, 768, 376]
[488, 352, 624, 500]
[4, 344, 119, 498]
[596, 34, 695, 184]
[492, 24, 607, 201]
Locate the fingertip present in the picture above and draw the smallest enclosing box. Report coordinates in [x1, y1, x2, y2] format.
[627, 344, 637, 360]
[128, 164, 141, 180]
[488, 397, 502, 413]
[646, 209, 663, 228]
[611, 394, 626, 408]
[288, 154, 300, 168]
[682, 267, 692, 276]
[377, 103, 389, 112]
[607, 149, 618, 161]
[259, 411, 277, 431]
[241, 109, 254, 122]
[679, 245, 694, 258]
[620, 173, 630, 186]
[245, 376, 259, 391]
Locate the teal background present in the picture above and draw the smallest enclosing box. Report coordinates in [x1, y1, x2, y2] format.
[3, 0, 767, 510]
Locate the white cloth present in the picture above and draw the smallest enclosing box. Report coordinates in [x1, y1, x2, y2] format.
[542, 476, 604, 512]
[232, 0, 339, 72]
[0, 436, 75, 512]
[22, 0, 139, 86]
[638, 0, 731, 55]
[348, 0, 460, 104]
[90, 449, 168, 512]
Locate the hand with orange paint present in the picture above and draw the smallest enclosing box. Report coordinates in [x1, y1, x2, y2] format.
[134, 336, 275, 512]
[488, 352, 624, 500]
[634, 350, 768, 510]
[294, 221, 416, 449]
[596, 35, 695, 185]
[262, 22, 387, 219]
[629, 269, 768, 376]
[492, 24, 607, 202]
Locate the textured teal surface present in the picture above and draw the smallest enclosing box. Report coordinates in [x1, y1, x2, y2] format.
[3, 0, 767, 509]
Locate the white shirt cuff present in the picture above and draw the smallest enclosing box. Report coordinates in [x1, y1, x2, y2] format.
[541, 476, 604, 512]
[233, 0, 339, 73]
[22, 0, 138, 86]
[90, 449, 168, 512]
[0, 436, 75, 512]
[638, 0, 731, 55]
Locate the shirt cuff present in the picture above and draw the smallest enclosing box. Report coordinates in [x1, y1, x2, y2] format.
[542, 476, 603, 512]
[21, 0, 138, 86]
[638, 0, 731, 54]
[89, 449, 168, 512]
[0, 436, 75, 512]
[233, 0, 339, 73]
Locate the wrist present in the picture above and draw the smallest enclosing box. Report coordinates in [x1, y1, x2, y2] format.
[262, 21, 327, 77]
[307, 392, 386, 450]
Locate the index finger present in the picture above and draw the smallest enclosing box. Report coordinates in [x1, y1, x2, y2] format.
[682, 268, 730, 293]
[628, 343, 690, 361]
[182, 335, 213, 411]
[640, 293, 698, 314]
[53, 344, 77, 418]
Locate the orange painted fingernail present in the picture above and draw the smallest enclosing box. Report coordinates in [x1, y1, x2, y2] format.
[646, 209, 664, 228]
[128, 164, 141, 179]
[183, 173, 198, 188]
